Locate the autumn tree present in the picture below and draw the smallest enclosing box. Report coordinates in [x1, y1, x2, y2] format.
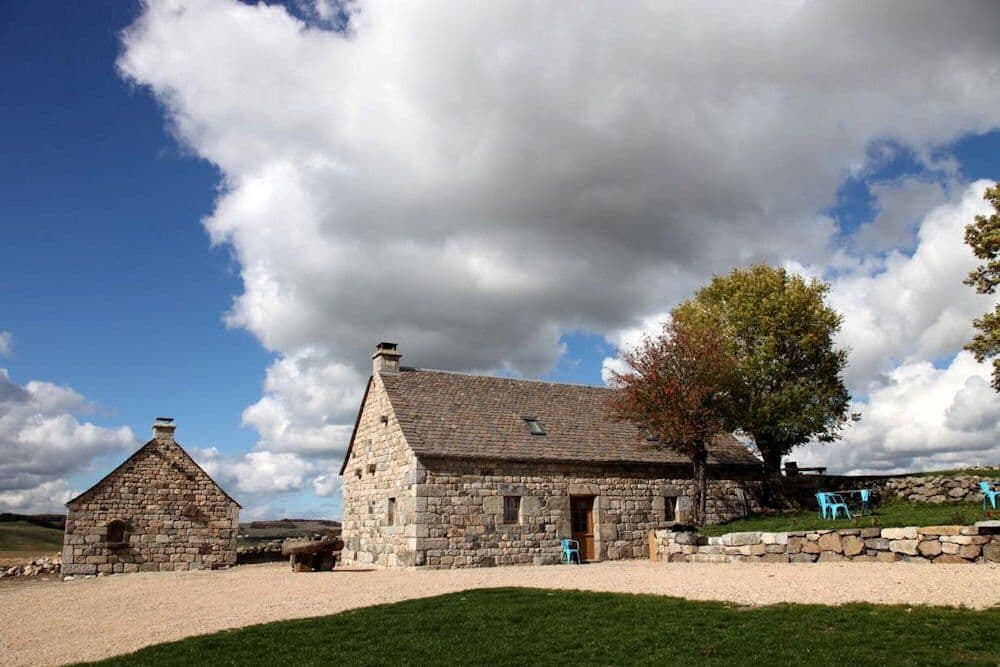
[964, 182, 1000, 392]
[673, 265, 851, 475]
[606, 318, 735, 525]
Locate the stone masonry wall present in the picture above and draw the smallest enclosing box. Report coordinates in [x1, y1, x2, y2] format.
[62, 434, 239, 575]
[655, 520, 1000, 564]
[413, 457, 761, 568]
[340, 373, 420, 567]
[883, 472, 999, 504]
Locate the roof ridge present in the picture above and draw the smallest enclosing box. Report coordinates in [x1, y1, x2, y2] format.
[397, 367, 613, 391]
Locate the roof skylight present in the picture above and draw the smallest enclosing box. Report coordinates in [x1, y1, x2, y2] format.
[521, 416, 546, 436]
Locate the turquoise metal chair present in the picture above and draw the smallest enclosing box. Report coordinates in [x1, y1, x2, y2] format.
[561, 538, 581, 564]
[859, 488, 873, 516]
[979, 481, 999, 510]
[815, 492, 831, 519]
[826, 493, 852, 519]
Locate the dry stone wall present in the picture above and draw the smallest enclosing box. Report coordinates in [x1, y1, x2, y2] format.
[340, 374, 420, 567]
[655, 520, 1000, 564]
[884, 472, 999, 504]
[62, 431, 239, 576]
[413, 457, 761, 568]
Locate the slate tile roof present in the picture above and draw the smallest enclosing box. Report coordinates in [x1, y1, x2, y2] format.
[378, 368, 761, 467]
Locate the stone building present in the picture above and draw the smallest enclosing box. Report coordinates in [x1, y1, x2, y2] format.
[62, 418, 240, 575]
[339, 343, 763, 568]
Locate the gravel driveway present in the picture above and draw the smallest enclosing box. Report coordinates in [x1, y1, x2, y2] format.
[2, 560, 998, 666]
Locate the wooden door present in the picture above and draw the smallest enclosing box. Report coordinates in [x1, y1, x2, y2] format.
[570, 496, 595, 561]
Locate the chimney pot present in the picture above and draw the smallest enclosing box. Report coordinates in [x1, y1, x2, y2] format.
[153, 417, 176, 441]
[372, 342, 402, 375]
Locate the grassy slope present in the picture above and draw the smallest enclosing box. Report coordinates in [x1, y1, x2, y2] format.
[0, 521, 63, 552]
[0, 521, 63, 564]
[84, 588, 999, 666]
[700, 500, 989, 536]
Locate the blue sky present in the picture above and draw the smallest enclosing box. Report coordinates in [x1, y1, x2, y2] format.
[1, 1, 998, 519]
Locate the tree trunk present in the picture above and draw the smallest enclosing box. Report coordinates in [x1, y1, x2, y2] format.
[692, 453, 708, 526]
[761, 447, 782, 475]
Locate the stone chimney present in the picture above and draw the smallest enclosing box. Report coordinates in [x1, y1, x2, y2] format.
[372, 342, 402, 375]
[152, 417, 176, 441]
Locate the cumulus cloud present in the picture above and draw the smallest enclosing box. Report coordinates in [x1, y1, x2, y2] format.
[0, 368, 138, 513]
[241, 348, 362, 457]
[118, 1, 1000, 483]
[823, 181, 997, 393]
[0, 479, 76, 515]
[192, 446, 317, 497]
[119, 0, 1000, 372]
[0, 331, 12, 357]
[795, 353, 1000, 474]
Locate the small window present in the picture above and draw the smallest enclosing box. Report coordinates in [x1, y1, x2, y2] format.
[521, 416, 546, 436]
[387, 497, 396, 525]
[663, 496, 677, 522]
[367, 463, 377, 474]
[502, 496, 521, 524]
[106, 519, 127, 545]
[355, 468, 362, 480]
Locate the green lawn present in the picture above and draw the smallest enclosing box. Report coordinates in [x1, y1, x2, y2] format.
[700, 500, 990, 537]
[83, 588, 998, 666]
[0, 521, 63, 564]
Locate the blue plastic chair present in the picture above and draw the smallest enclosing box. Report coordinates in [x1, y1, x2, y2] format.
[859, 488, 873, 516]
[815, 492, 831, 519]
[979, 481, 999, 510]
[826, 493, 852, 520]
[561, 538, 581, 564]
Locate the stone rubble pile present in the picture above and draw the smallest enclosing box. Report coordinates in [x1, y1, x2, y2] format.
[656, 521, 1000, 564]
[884, 472, 999, 504]
[0, 553, 61, 578]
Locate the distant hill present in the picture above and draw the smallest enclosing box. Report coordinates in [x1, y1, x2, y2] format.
[0, 520, 63, 564]
[0, 513, 66, 531]
[238, 519, 341, 544]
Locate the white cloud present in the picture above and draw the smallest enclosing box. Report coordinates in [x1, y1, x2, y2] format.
[192, 446, 317, 497]
[312, 473, 341, 498]
[794, 352, 1000, 474]
[241, 348, 362, 457]
[0, 368, 138, 512]
[118, 1, 1000, 481]
[0, 479, 76, 515]
[825, 181, 997, 393]
[119, 0, 1000, 373]
[0, 332, 12, 357]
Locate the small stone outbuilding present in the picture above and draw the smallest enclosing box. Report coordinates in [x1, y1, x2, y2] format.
[62, 418, 240, 575]
[339, 343, 763, 568]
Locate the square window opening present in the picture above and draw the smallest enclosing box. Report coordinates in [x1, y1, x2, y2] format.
[502, 495, 521, 524]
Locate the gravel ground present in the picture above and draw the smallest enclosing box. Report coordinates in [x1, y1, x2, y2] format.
[2, 560, 998, 666]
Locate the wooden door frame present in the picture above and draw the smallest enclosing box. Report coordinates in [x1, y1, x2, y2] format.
[570, 494, 597, 561]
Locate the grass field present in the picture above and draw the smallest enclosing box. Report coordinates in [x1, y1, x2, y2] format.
[84, 588, 1000, 666]
[0, 521, 63, 565]
[700, 500, 990, 537]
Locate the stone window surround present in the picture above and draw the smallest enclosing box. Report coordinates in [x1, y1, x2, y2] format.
[105, 519, 129, 547]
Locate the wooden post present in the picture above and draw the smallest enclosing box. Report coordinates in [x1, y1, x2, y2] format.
[648, 530, 659, 562]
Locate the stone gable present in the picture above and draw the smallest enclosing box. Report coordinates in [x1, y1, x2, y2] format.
[340, 373, 421, 566]
[62, 419, 239, 575]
